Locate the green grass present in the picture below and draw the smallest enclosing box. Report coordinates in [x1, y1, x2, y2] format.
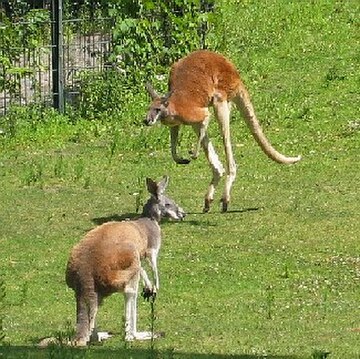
[0, 1, 359, 358]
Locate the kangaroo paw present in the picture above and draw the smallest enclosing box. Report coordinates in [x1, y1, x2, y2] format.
[96, 332, 113, 342]
[142, 286, 157, 301]
[220, 198, 228, 213]
[126, 331, 165, 341]
[203, 198, 213, 213]
[175, 158, 191, 165]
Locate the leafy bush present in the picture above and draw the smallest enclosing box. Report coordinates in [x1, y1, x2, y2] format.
[1, 0, 215, 119]
[109, 0, 214, 82]
[0, 8, 50, 95]
[77, 69, 127, 120]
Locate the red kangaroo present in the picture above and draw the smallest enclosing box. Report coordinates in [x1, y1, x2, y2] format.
[145, 50, 301, 213]
[66, 176, 185, 345]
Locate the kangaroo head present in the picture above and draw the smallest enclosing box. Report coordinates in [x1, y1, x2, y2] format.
[142, 176, 186, 221]
[144, 83, 172, 126]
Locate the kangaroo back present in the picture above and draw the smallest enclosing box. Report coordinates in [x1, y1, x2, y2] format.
[66, 221, 153, 295]
[145, 50, 301, 212]
[167, 50, 241, 119]
[65, 176, 185, 345]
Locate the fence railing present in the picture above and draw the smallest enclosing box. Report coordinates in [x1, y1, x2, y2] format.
[0, 0, 213, 116]
[1, 0, 114, 115]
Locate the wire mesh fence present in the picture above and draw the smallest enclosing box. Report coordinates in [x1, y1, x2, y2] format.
[62, 24, 112, 107]
[1, 1, 50, 114]
[0, 0, 114, 115]
[0, 0, 213, 116]
[0, 38, 53, 114]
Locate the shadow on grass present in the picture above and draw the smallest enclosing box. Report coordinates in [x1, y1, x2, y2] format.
[0, 345, 301, 359]
[225, 207, 264, 214]
[92, 207, 262, 227]
[91, 213, 201, 226]
[184, 206, 263, 216]
[92, 212, 139, 225]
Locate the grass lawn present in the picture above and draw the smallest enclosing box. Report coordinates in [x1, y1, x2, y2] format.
[0, 1, 359, 358]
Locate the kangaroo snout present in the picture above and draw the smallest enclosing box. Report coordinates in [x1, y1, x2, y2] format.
[162, 204, 186, 221]
[144, 109, 160, 126]
[178, 208, 186, 220]
[144, 118, 153, 126]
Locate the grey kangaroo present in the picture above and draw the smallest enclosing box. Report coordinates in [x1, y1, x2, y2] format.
[66, 176, 185, 346]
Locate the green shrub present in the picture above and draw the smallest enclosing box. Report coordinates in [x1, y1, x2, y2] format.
[0, 8, 50, 96]
[77, 69, 131, 121]
[109, 0, 213, 82]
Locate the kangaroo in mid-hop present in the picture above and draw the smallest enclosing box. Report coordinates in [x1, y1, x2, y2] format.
[145, 50, 301, 213]
[65, 176, 185, 346]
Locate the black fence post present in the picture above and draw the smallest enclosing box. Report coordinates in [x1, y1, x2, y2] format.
[51, 0, 64, 113]
[199, 0, 215, 49]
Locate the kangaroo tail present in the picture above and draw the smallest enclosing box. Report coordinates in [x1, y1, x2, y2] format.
[234, 87, 301, 164]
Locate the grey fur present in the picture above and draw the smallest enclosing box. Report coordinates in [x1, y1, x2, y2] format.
[66, 176, 185, 345]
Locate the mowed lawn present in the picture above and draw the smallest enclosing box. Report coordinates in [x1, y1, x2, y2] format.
[0, 1, 359, 358]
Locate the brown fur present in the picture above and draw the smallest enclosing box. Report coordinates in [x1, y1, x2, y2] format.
[66, 221, 149, 296]
[168, 50, 241, 122]
[66, 176, 185, 345]
[65, 219, 158, 345]
[145, 50, 301, 212]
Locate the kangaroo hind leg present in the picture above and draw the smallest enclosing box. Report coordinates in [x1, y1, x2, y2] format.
[214, 99, 236, 212]
[192, 124, 225, 212]
[89, 294, 113, 343]
[75, 290, 99, 346]
[124, 270, 155, 341]
[124, 262, 162, 341]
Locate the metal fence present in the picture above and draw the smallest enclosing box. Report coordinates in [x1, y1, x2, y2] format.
[0, 0, 213, 116]
[0, 0, 113, 115]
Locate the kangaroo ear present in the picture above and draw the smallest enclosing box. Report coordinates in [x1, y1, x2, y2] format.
[146, 178, 158, 196]
[157, 175, 169, 194]
[161, 90, 173, 106]
[146, 82, 160, 100]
